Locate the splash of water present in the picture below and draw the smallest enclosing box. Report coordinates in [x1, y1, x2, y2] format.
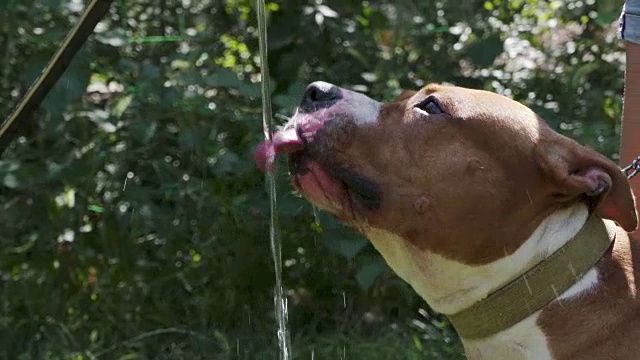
[255, 0, 292, 359]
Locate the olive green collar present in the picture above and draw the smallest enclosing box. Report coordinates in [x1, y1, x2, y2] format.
[447, 215, 616, 339]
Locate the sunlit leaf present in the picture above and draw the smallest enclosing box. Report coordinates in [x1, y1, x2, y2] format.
[317, 5, 338, 18]
[95, 29, 128, 47]
[113, 94, 133, 119]
[88, 205, 105, 213]
[3, 173, 19, 189]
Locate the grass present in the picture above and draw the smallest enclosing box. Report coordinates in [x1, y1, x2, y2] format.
[10, 323, 464, 360]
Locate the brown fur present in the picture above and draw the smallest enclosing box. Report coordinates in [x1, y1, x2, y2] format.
[539, 228, 640, 359]
[311, 84, 635, 263]
[291, 83, 640, 358]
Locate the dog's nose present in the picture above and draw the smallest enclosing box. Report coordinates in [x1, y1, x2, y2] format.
[299, 81, 342, 113]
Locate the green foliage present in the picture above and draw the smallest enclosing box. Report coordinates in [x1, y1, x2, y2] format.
[0, 0, 626, 358]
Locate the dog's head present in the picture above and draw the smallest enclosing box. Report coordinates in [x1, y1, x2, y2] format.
[255, 82, 637, 267]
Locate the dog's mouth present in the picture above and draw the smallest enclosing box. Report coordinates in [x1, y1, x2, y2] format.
[254, 115, 381, 225]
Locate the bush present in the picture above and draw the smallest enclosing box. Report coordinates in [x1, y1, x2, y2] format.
[0, 0, 624, 358]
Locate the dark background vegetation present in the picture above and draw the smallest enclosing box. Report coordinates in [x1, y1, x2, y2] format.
[0, 0, 627, 358]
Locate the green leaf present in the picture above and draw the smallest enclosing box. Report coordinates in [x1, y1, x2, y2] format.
[40, 50, 92, 115]
[277, 195, 306, 217]
[273, 81, 306, 113]
[212, 151, 241, 175]
[570, 63, 600, 89]
[0, 160, 20, 172]
[42, 0, 63, 8]
[356, 257, 387, 290]
[3, 173, 19, 189]
[179, 127, 200, 150]
[113, 94, 133, 119]
[321, 226, 369, 259]
[131, 120, 158, 144]
[207, 68, 261, 97]
[314, 211, 340, 230]
[140, 62, 161, 81]
[88, 205, 105, 213]
[207, 68, 244, 88]
[463, 34, 503, 68]
[95, 29, 128, 47]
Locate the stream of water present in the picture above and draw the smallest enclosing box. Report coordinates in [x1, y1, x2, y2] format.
[255, 1, 292, 359]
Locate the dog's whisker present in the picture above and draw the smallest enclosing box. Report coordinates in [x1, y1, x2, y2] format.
[274, 113, 291, 122]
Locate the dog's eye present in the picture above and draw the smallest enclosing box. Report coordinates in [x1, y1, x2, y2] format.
[415, 98, 443, 115]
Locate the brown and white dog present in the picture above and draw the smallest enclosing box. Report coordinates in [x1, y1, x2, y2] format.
[254, 82, 640, 359]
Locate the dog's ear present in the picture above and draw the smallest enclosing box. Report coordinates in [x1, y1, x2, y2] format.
[395, 90, 417, 102]
[535, 128, 638, 231]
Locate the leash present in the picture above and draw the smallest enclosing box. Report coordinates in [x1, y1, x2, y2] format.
[0, 0, 115, 154]
[623, 155, 640, 179]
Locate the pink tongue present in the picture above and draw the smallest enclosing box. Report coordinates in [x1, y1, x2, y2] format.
[254, 141, 276, 173]
[273, 128, 305, 154]
[254, 128, 305, 173]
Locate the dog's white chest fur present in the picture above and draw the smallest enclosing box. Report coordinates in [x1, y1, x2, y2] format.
[364, 204, 601, 360]
[463, 313, 551, 360]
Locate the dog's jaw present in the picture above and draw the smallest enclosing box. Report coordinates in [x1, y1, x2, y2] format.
[365, 204, 594, 315]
